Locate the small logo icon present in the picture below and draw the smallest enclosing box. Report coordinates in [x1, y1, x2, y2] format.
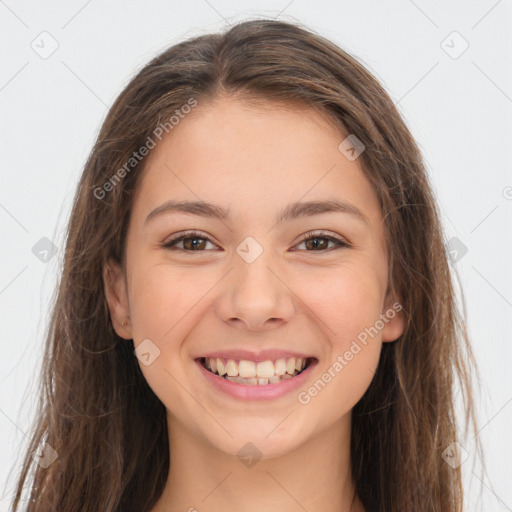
[338, 134, 365, 161]
[503, 186, 512, 200]
[441, 31, 469, 60]
[441, 441, 469, 468]
[31, 31, 59, 60]
[31, 441, 58, 468]
[236, 236, 263, 264]
[134, 338, 161, 366]
[445, 237, 468, 263]
[32, 237, 58, 263]
[237, 442, 262, 468]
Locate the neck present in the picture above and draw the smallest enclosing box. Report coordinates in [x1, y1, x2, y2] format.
[151, 411, 365, 512]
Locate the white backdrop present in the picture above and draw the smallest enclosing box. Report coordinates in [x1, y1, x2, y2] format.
[1, 1, 511, 510]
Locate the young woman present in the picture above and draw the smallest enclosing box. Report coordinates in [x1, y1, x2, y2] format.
[12, 19, 481, 512]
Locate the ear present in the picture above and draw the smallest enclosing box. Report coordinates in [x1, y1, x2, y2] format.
[103, 258, 132, 339]
[381, 293, 405, 343]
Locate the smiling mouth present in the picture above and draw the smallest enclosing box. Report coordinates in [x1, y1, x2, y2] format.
[198, 356, 314, 385]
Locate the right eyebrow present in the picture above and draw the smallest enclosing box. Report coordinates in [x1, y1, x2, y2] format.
[145, 200, 231, 225]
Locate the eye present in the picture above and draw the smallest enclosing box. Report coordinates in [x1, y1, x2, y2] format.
[292, 231, 349, 252]
[161, 231, 218, 252]
[161, 230, 350, 253]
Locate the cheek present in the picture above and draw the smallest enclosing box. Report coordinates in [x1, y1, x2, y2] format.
[295, 268, 384, 420]
[297, 261, 385, 344]
[128, 263, 212, 341]
[126, 264, 214, 409]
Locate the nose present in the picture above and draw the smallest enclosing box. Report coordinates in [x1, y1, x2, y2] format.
[216, 251, 295, 331]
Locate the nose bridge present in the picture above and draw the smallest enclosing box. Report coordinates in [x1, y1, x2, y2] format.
[218, 239, 295, 329]
[235, 249, 276, 294]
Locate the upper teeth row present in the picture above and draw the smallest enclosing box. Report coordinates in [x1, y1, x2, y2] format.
[204, 357, 307, 378]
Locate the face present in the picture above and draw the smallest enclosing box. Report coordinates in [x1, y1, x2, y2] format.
[104, 95, 404, 459]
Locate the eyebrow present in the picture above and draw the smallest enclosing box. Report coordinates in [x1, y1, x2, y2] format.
[144, 199, 369, 226]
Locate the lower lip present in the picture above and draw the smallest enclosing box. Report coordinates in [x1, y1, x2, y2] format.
[195, 358, 318, 401]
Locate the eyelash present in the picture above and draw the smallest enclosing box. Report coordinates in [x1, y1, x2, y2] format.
[161, 230, 350, 253]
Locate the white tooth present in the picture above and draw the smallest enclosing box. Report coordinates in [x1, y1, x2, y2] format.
[282, 373, 292, 380]
[275, 358, 286, 376]
[286, 358, 296, 375]
[204, 358, 211, 370]
[226, 359, 238, 377]
[209, 358, 217, 373]
[244, 377, 258, 385]
[301, 359, 307, 370]
[238, 360, 256, 378]
[295, 358, 304, 371]
[268, 375, 281, 384]
[256, 360, 275, 378]
[217, 358, 226, 376]
[257, 378, 269, 385]
[226, 376, 244, 384]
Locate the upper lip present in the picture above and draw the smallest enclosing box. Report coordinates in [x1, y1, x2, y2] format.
[196, 349, 315, 363]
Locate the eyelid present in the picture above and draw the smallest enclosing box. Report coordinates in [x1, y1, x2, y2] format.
[296, 230, 350, 246]
[163, 229, 210, 242]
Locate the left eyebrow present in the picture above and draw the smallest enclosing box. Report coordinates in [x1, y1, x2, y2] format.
[276, 199, 369, 225]
[144, 199, 369, 226]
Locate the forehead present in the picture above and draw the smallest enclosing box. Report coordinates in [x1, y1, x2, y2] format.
[131, 95, 382, 228]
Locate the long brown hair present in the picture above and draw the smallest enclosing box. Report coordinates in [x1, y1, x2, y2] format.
[11, 19, 481, 511]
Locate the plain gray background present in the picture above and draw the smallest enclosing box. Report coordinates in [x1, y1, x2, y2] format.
[1, 1, 511, 510]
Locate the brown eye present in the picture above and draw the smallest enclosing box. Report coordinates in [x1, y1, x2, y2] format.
[182, 236, 208, 250]
[162, 232, 217, 252]
[303, 237, 329, 250]
[294, 231, 349, 252]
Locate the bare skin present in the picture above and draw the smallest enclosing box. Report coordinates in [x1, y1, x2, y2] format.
[103, 95, 404, 512]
